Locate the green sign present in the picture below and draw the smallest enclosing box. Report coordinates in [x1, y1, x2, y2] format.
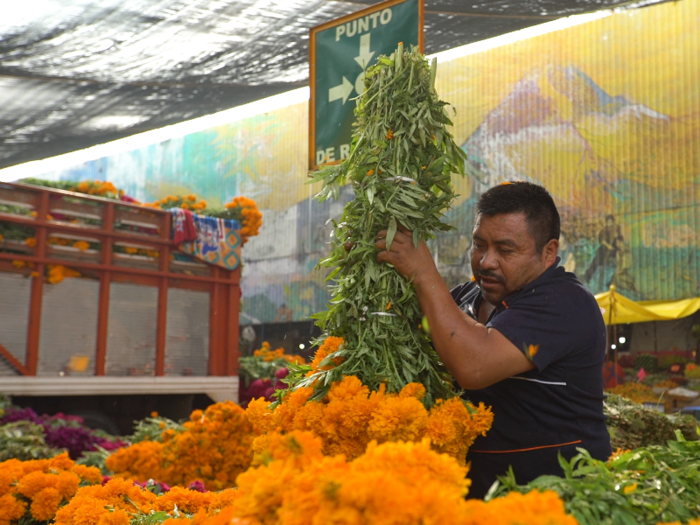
[309, 0, 423, 170]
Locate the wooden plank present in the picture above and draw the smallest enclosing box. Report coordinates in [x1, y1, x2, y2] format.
[0, 253, 235, 285]
[25, 192, 49, 375]
[226, 281, 241, 376]
[95, 202, 114, 376]
[209, 267, 222, 376]
[155, 280, 168, 376]
[0, 343, 28, 376]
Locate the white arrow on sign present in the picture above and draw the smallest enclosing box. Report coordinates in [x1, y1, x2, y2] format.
[353, 33, 375, 69]
[328, 76, 354, 105]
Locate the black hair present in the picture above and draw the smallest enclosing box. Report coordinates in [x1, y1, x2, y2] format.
[476, 181, 560, 252]
[605, 214, 615, 222]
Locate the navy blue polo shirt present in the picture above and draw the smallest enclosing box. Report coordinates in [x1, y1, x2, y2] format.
[451, 260, 611, 498]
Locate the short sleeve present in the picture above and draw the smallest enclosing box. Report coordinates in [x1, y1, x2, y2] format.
[487, 283, 602, 371]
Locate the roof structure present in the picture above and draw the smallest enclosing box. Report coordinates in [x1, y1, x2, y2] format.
[0, 0, 666, 169]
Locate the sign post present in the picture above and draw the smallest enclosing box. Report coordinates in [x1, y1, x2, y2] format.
[309, 0, 423, 171]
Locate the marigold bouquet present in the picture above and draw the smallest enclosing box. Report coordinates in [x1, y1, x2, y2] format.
[129, 430, 577, 525]
[205, 196, 263, 244]
[20, 178, 128, 200]
[145, 194, 208, 213]
[0, 452, 102, 525]
[54, 477, 238, 525]
[106, 401, 254, 491]
[247, 371, 493, 462]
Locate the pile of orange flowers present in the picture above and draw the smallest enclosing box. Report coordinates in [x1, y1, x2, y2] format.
[54, 478, 236, 525]
[11, 260, 80, 284]
[46, 264, 81, 284]
[154, 430, 578, 525]
[55, 477, 238, 525]
[224, 196, 262, 244]
[0, 452, 102, 525]
[607, 382, 658, 404]
[75, 180, 123, 199]
[247, 375, 493, 462]
[145, 194, 208, 213]
[253, 341, 304, 364]
[106, 401, 254, 491]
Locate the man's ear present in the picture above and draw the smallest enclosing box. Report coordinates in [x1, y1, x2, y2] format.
[543, 238, 559, 268]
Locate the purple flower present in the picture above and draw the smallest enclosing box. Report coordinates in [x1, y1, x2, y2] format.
[188, 480, 208, 493]
[275, 367, 289, 379]
[0, 407, 41, 424]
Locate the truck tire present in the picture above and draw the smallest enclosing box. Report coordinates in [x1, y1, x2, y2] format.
[71, 409, 121, 436]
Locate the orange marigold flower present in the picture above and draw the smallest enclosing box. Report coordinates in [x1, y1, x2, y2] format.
[16, 470, 50, 498]
[25, 237, 37, 247]
[367, 169, 374, 176]
[72, 240, 90, 251]
[308, 336, 344, 375]
[0, 493, 26, 522]
[399, 383, 426, 400]
[96, 508, 131, 525]
[55, 470, 81, 499]
[30, 486, 62, 521]
[70, 464, 102, 485]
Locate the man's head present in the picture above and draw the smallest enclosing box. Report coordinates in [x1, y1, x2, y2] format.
[470, 182, 560, 305]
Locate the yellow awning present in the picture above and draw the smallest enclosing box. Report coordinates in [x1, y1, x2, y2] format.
[595, 286, 700, 325]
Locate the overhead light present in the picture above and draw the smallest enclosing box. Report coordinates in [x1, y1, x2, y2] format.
[299, 343, 305, 350]
[619, 337, 627, 344]
[611, 344, 617, 350]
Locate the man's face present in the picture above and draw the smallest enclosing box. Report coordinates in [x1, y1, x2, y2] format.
[470, 212, 556, 305]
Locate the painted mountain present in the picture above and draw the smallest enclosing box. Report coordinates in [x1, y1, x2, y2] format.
[462, 65, 700, 214]
[460, 66, 700, 300]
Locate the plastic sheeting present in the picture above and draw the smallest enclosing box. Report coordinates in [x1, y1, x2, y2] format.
[0, 0, 666, 169]
[596, 286, 700, 325]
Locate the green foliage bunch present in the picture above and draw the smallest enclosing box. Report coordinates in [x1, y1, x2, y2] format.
[0, 421, 62, 461]
[302, 45, 466, 405]
[604, 394, 699, 450]
[493, 431, 700, 525]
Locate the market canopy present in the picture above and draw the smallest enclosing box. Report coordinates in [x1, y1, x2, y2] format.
[0, 0, 673, 171]
[595, 285, 700, 325]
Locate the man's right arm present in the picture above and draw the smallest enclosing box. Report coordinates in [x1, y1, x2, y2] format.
[375, 229, 535, 389]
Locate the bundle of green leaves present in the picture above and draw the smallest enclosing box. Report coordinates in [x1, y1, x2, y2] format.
[492, 431, 700, 525]
[605, 394, 699, 450]
[0, 421, 61, 461]
[300, 45, 467, 405]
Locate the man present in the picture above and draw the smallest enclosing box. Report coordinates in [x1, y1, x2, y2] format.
[375, 182, 611, 498]
[583, 214, 623, 289]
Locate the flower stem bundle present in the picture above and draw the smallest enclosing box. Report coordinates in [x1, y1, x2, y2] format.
[302, 45, 467, 405]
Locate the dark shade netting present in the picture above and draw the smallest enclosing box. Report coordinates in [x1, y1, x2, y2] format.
[0, 0, 670, 169]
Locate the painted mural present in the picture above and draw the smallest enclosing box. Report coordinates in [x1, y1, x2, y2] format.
[435, 0, 700, 303]
[28, 0, 700, 322]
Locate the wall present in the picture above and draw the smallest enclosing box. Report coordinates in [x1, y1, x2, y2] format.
[24, 0, 700, 323]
